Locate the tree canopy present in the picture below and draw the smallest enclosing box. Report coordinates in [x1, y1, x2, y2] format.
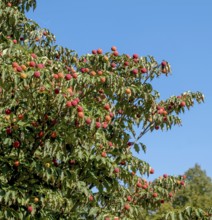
[0, 1, 208, 219]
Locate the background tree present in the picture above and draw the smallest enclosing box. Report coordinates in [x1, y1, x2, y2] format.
[0, 1, 208, 219]
[144, 164, 212, 220]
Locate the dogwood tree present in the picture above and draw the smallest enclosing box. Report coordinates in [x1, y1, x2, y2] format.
[0, 1, 207, 219]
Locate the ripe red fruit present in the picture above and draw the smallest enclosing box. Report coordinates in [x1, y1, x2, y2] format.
[127, 196, 132, 202]
[77, 106, 83, 112]
[180, 181, 185, 186]
[108, 141, 113, 147]
[111, 62, 116, 68]
[65, 74, 72, 80]
[161, 61, 167, 66]
[124, 203, 130, 210]
[132, 69, 138, 75]
[53, 74, 59, 79]
[114, 168, 120, 173]
[29, 61, 36, 67]
[71, 100, 78, 106]
[101, 151, 107, 157]
[13, 39, 17, 44]
[16, 66, 23, 72]
[38, 131, 44, 138]
[136, 182, 142, 188]
[12, 62, 19, 68]
[5, 109, 12, 115]
[85, 118, 92, 125]
[89, 195, 94, 201]
[133, 54, 139, 59]
[54, 88, 60, 94]
[95, 122, 101, 128]
[104, 104, 110, 111]
[141, 67, 147, 73]
[169, 192, 173, 197]
[111, 46, 117, 51]
[102, 122, 108, 129]
[150, 168, 154, 174]
[163, 174, 168, 178]
[180, 101, 186, 107]
[152, 193, 158, 198]
[34, 71, 41, 78]
[72, 72, 78, 78]
[31, 53, 37, 59]
[113, 51, 119, 56]
[66, 101, 72, 107]
[124, 61, 129, 67]
[97, 48, 103, 54]
[6, 127, 12, 135]
[13, 141, 20, 148]
[92, 50, 97, 54]
[14, 161, 20, 167]
[155, 125, 160, 130]
[37, 63, 45, 69]
[51, 131, 57, 139]
[7, 2, 12, 7]
[27, 206, 33, 213]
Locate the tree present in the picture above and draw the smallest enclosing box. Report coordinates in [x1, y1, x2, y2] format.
[144, 164, 212, 220]
[0, 1, 208, 219]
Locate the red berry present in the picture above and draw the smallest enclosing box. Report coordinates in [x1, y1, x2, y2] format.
[152, 193, 158, 198]
[85, 118, 92, 125]
[5, 109, 12, 115]
[66, 101, 72, 107]
[124, 203, 130, 210]
[97, 48, 103, 54]
[92, 50, 97, 54]
[163, 174, 168, 178]
[161, 61, 167, 66]
[180, 101, 186, 107]
[13, 141, 20, 148]
[34, 71, 40, 78]
[54, 88, 60, 94]
[127, 196, 132, 201]
[111, 46, 117, 51]
[6, 127, 12, 135]
[141, 67, 147, 73]
[95, 122, 101, 128]
[37, 63, 45, 69]
[113, 51, 119, 56]
[13, 39, 17, 44]
[101, 152, 107, 157]
[132, 69, 138, 75]
[77, 106, 83, 112]
[31, 53, 37, 59]
[89, 195, 94, 201]
[65, 74, 72, 80]
[29, 61, 36, 67]
[114, 168, 120, 173]
[27, 206, 33, 213]
[150, 168, 154, 174]
[133, 54, 139, 59]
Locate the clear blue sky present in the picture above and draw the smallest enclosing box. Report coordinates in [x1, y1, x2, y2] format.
[27, 0, 212, 179]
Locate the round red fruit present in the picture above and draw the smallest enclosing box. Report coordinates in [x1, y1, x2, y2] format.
[13, 141, 20, 148]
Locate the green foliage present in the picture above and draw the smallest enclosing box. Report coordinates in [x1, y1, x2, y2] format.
[0, 0, 207, 219]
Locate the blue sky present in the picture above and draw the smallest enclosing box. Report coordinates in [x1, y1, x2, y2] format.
[27, 0, 212, 179]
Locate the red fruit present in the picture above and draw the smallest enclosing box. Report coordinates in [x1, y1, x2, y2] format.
[141, 67, 147, 73]
[29, 61, 36, 67]
[101, 151, 107, 157]
[13, 39, 17, 44]
[104, 217, 110, 220]
[169, 192, 173, 197]
[124, 61, 129, 67]
[161, 200, 165, 204]
[77, 106, 83, 112]
[51, 131, 57, 139]
[85, 118, 92, 125]
[69, 160, 76, 165]
[111, 62, 116, 68]
[111, 46, 117, 51]
[27, 206, 33, 213]
[163, 174, 168, 178]
[14, 161, 20, 167]
[150, 168, 154, 174]
[12, 62, 19, 68]
[180, 181, 185, 186]
[43, 31, 48, 36]
[72, 72, 78, 78]
[89, 195, 94, 201]
[108, 141, 113, 147]
[71, 100, 78, 106]
[31, 53, 37, 59]
[54, 88, 60, 94]
[114, 168, 120, 173]
[180, 101, 186, 107]
[127, 196, 132, 202]
[161, 61, 167, 66]
[37, 63, 45, 69]
[137, 182, 142, 188]
[142, 184, 148, 190]
[7, 2, 12, 7]
[34, 71, 40, 78]
[124, 203, 130, 210]
[13, 141, 20, 148]
[38, 131, 44, 138]
[65, 74, 72, 80]
[152, 193, 158, 198]
[113, 51, 119, 56]
[102, 122, 108, 129]
[104, 104, 110, 111]
[5, 109, 12, 115]
[53, 74, 59, 79]
[92, 50, 97, 54]
[96, 122, 101, 128]
[132, 69, 138, 75]
[133, 54, 139, 59]
[16, 66, 23, 72]
[6, 127, 12, 135]
[78, 112, 84, 118]
[66, 101, 72, 107]
[97, 48, 103, 54]
[155, 125, 160, 130]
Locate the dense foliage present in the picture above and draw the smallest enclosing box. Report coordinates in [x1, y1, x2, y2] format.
[0, 1, 208, 219]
